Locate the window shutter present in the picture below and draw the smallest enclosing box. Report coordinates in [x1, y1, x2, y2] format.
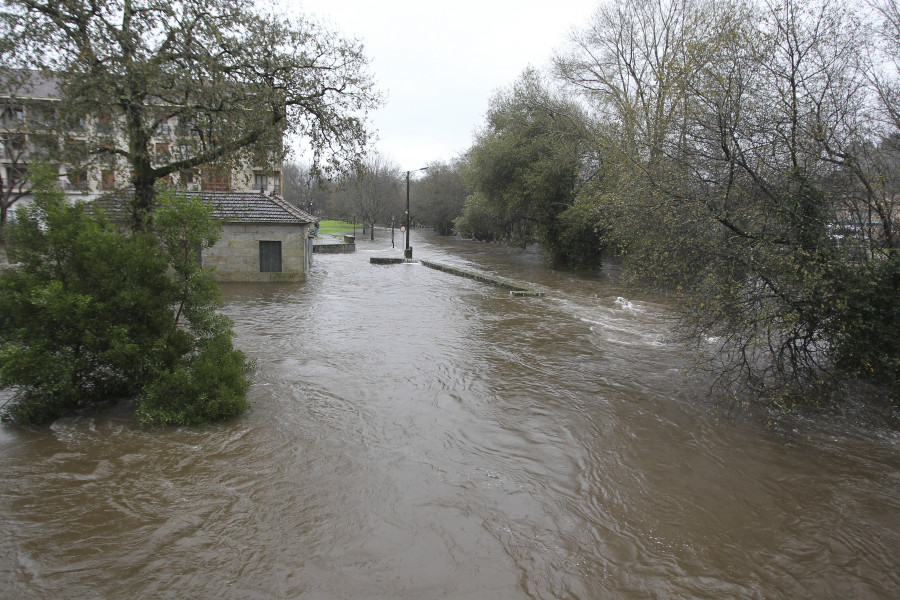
[259, 241, 282, 272]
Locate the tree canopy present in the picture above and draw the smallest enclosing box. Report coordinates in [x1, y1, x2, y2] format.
[456, 69, 605, 268]
[0, 0, 380, 228]
[412, 160, 467, 235]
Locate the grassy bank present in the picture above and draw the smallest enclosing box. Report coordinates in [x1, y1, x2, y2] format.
[317, 220, 360, 235]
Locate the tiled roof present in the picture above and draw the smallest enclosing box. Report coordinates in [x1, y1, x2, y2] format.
[0, 69, 61, 100]
[90, 191, 316, 225]
[88, 196, 130, 222]
[183, 191, 316, 224]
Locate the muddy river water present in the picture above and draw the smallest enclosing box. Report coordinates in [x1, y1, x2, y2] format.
[1, 230, 898, 599]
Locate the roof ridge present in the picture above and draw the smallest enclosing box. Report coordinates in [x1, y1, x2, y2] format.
[267, 193, 317, 222]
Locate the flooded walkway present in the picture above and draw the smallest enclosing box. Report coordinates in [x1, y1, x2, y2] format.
[1, 229, 898, 599]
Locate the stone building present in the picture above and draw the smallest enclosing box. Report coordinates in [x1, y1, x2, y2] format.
[89, 189, 316, 282]
[192, 191, 316, 282]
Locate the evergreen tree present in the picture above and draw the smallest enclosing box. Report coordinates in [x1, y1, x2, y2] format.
[0, 165, 252, 425]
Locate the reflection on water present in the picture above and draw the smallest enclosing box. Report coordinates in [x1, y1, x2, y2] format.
[1, 229, 898, 599]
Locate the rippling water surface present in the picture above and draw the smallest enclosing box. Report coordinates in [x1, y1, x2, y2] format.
[1, 230, 898, 599]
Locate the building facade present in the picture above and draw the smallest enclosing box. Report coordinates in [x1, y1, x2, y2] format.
[1, 71, 282, 204]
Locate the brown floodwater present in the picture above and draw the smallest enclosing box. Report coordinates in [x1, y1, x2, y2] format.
[1, 230, 898, 599]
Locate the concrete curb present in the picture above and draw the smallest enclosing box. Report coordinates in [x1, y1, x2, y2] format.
[419, 260, 544, 296]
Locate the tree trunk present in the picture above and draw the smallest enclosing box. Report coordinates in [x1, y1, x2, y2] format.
[123, 93, 154, 231]
[131, 179, 155, 231]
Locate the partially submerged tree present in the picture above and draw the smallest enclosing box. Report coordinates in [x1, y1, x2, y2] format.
[555, 0, 900, 404]
[0, 0, 380, 229]
[412, 160, 467, 235]
[136, 188, 252, 426]
[0, 164, 251, 425]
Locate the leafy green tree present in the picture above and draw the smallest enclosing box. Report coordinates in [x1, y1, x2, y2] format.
[454, 190, 504, 243]
[0, 165, 175, 422]
[0, 165, 251, 425]
[136, 330, 251, 427]
[0, 0, 380, 229]
[456, 69, 604, 268]
[126, 187, 253, 426]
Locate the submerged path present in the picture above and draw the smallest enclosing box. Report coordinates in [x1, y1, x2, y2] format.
[1, 228, 898, 599]
[369, 254, 544, 296]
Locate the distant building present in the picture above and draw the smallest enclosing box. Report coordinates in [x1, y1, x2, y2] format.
[1, 70, 281, 203]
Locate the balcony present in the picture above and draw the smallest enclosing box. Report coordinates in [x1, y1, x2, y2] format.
[63, 179, 89, 192]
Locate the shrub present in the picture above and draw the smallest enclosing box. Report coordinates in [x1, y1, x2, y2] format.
[136, 333, 253, 427]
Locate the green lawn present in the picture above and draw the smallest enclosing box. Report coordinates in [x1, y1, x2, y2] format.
[316, 220, 361, 235]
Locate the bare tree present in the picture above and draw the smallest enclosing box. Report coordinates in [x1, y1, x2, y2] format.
[282, 160, 330, 215]
[343, 154, 401, 240]
[554, 0, 718, 166]
[556, 0, 900, 403]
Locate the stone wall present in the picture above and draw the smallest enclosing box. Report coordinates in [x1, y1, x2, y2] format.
[203, 222, 310, 282]
[312, 242, 356, 254]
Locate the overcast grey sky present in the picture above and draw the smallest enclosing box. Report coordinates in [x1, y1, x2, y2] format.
[282, 0, 599, 169]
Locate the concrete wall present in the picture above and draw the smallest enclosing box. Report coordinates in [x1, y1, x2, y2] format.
[203, 222, 310, 282]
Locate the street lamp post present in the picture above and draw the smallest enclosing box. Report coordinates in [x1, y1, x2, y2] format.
[405, 166, 428, 259]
